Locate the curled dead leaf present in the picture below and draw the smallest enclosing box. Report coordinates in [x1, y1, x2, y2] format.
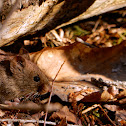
[107, 86, 119, 96]
[80, 90, 113, 102]
[50, 106, 78, 124]
[100, 90, 113, 102]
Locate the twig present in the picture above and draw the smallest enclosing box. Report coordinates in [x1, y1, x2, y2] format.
[92, 16, 102, 32]
[98, 105, 116, 126]
[44, 61, 65, 126]
[76, 37, 97, 48]
[0, 119, 79, 126]
[51, 30, 63, 42]
[82, 104, 99, 114]
[0, 119, 56, 125]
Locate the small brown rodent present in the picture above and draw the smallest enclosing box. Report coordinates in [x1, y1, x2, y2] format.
[0, 49, 50, 103]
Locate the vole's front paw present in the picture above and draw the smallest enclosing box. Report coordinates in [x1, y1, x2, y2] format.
[4, 98, 20, 106]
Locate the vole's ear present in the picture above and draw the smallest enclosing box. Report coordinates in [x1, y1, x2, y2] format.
[10, 56, 26, 73]
[19, 48, 30, 60]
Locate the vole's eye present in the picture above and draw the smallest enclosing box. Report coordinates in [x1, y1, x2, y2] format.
[34, 75, 40, 82]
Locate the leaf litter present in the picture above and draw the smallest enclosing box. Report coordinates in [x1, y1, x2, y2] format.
[0, 8, 126, 126]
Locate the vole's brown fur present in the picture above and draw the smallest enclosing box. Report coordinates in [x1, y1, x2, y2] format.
[0, 49, 50, 103]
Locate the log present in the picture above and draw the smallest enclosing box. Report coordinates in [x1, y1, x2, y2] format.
[0, 0, 126, 47]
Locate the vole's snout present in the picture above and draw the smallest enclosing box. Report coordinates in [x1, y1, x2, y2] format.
[38, 81, 51, 95]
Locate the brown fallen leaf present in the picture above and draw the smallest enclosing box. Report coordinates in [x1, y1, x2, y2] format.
[53, 81, 99, 102]
[30, 41, 126, 86]
[50, 106, 78, 124]
[53, 80, 123, 103]
[107, 86, 119, 96]
[72, 89, 114, 102]
[104, 104, 119, 112]
[80, 92, 101, 102]
[100, 90, 113, 102]
[53, 80, 122, 103]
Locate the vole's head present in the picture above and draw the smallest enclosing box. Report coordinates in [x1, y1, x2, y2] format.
[10, 55, 51, 97]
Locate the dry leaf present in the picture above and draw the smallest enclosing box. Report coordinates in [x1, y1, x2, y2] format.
[50, 106, 78, 124]
[80, 90, 113, 102]
[30, 41, 126, 86]
[107, 86, 119, 96]
[100, 90, 113, 102]
[104, 104, 119, 112]
[53, 81, 99, 102]
[30, 41, 126, 103]
[81, 92, 101, 102]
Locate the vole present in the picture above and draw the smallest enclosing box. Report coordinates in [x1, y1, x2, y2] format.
[0, 49, 50, 103]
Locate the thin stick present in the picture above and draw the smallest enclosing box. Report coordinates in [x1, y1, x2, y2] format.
[98, 105, 116, 126]
[0, 119, 56, 125]
[44, 61, 65, 126]
[92, 16, 101, 32]
[0, 119, 79, 126]
[82, 104, 99, 114]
